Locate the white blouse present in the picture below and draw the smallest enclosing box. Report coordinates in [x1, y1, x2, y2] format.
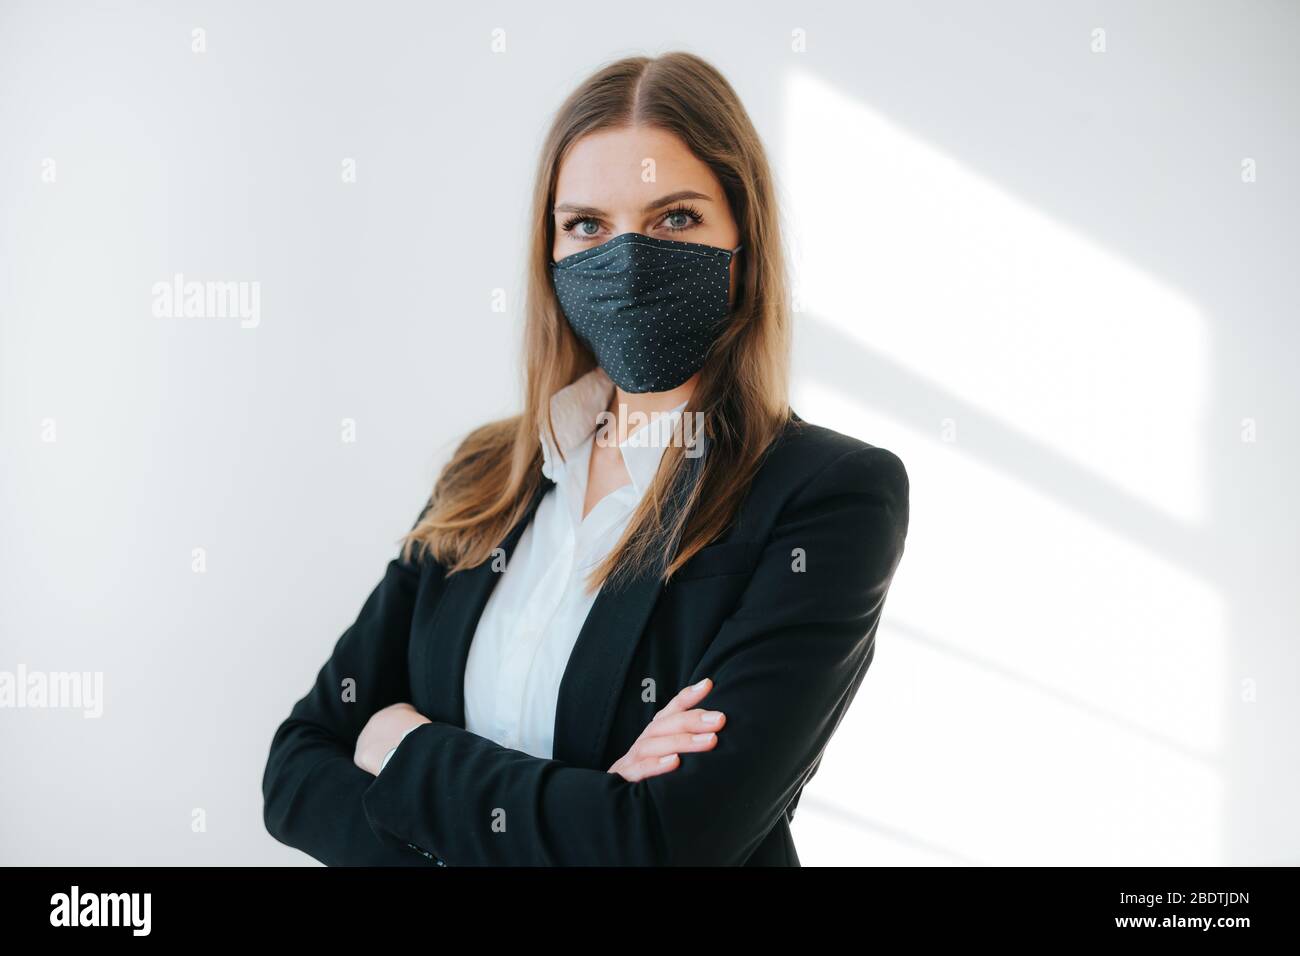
[380, 367, 685, 771]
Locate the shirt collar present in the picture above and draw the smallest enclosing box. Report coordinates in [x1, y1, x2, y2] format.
[539, 367, 689, 499]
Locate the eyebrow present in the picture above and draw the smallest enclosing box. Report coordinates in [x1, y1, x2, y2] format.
[552, 190, 713, 217]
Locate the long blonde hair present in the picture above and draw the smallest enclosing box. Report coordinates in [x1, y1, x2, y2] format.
[403, 51, 792, 586]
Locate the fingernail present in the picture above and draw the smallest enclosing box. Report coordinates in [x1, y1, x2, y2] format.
[692, 733, 715, 742]
[702, 712, 721, 725]
[659, 754, 676, 764]
[693, 678, 710, 690]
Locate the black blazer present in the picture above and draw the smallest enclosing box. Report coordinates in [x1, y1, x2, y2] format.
[262, 415, 909, 866]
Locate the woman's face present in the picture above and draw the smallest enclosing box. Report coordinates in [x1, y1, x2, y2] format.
[551, 125, 742, 307]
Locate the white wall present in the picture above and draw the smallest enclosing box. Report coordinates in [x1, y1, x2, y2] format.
[1, 0, 1295, 865]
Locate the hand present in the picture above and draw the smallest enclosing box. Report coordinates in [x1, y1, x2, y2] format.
[355, 702, 431, 776]
[607, 678, 727, 782]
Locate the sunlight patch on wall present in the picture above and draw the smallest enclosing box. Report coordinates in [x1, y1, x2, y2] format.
[781, 70, 1210, 526]
[788, 381, 1227, 864]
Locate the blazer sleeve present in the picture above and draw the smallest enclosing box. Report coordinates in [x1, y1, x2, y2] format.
[261, 508, 442, 866]
[361, 444, 910, 865]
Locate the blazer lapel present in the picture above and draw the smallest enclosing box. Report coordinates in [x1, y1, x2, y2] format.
[423, 461, 688, 770]
[422, 478, 551, 728]
[549, 452, 706, 770]
[550, 564, 664, 768]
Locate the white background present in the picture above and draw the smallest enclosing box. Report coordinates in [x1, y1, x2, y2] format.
[1, 0, 1296, 865]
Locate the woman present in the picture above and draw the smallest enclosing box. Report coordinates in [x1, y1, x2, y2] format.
[262, 51, 909, 866]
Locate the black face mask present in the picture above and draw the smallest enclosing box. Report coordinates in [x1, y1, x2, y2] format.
[550, 232, 743, 394]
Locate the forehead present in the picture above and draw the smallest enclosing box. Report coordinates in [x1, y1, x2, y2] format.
[554, 125, 719, 205]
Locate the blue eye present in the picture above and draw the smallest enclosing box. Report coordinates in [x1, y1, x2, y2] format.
[561, 215, 603, 239]
[660, 204, 704, 232]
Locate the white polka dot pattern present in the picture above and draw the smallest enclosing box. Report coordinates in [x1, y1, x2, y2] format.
[551, 231, 742, 394]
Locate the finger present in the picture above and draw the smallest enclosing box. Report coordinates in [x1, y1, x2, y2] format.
[643, 708, 727, 739]
[628, 731, 719, 760]
[624, 753, 680, 782]
[651, 678, 714, 723]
